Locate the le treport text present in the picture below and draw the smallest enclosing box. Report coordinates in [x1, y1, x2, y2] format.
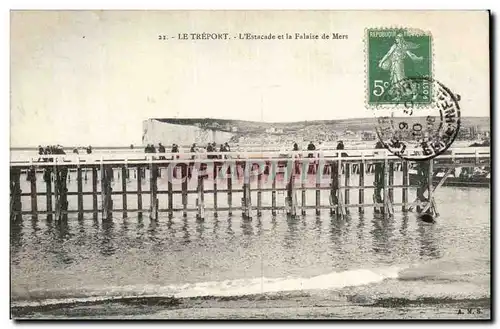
[175, 32, 348, 40]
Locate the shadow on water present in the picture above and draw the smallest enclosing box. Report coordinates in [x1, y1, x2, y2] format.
[314, 215, 322, 239]
[417, 220, 441, 258]
[256, 217, 263, 236]
[51, 219, 75, 265]
[30, 216, 41, 237]
[100, 220, 116, 257]
[329, 214, 349, 252]
[148, 218, 159, 243]
[181, 217, 191, 245]
[283, 215, 299, 250]
[370, 213, 395, 255]
[400, 213, 409, 238]
[195, 218, 205, 240]
[241, 217, 254, 237]
[212, 217, 219, 239]
[357, 212, 366, 251]
[226, 217, 234, 237]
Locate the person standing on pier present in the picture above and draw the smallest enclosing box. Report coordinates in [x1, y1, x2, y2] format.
[171, 143, 179, 159]
[337, 141, 348, 157]
[292, 142, 299, 157]
[190, 143, 198, 160]
[158, 143, 166, 160]
[224, 142, 231, 152]
[37, 145, 44, 162]
[44, 146, 51, 162]
[307, 141, 316, 158]
[56, 145, 66, 155]
[207, 143, 215, 159]
[219, 144, 226, 159]
[86, 145, 92, 154]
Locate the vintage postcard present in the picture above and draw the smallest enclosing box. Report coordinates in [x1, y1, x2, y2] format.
[10, 10, 490, 320]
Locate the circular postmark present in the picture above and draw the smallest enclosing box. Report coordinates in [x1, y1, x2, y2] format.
[374, 76, 461, 161]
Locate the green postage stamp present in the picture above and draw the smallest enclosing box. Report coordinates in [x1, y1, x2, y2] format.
[366, 28, 432, 106]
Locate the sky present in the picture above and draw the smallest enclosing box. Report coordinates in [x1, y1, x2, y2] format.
[10, 10, 489, 147]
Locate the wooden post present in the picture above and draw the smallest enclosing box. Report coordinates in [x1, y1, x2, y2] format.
[30, 166, 38, 217]
[182, 164, 188, 217]
[100, 162, 105, 218]
[196, 174, 205, 220]
[92, 167, 98, 220]
[315, 159, 321, 215]
[59, 167, 69, 220]
[122, 165, 128, 218]
[337, 156, 344, 217]
[402, 160, 409, 212]
[228, 161, 233, 216]
[388, 161, 394, 203]
[301, 159, 306, 216]
[271, 161, 277, 216]
[344, 162, 350, 214]
[150, 162, 158, 220]
[286, 165, 296, 218]
[168, 163, 173, 219]
[242, 161, 251, 219]
[359, 159, 365, 214]
[213, 163, 218, 217]
[137, 167, 143, 214]
[77, 166, 83, 217]
[383, 158, 389, 216]
[102, 165, 113, 220]
[54, 162, 60, 221]
[45, 167, 53, 220]
[257, 163, 262, 217]
[330, 161, 337, 216]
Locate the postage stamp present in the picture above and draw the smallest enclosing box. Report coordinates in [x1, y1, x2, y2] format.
[366, 28, 433, 107]
[374, 76, 461, 161]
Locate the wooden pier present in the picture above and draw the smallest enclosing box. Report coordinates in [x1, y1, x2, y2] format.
[9, 148, 490, 222]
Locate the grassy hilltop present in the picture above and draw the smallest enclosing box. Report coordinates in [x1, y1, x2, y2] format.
[154, 117, 490, 134]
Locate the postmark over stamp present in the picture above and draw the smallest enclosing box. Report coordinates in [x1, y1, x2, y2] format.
[367, 28, 432, 107]
[374, 77, 461, 161]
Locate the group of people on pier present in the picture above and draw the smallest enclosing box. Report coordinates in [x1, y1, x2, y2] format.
[37, 145, 66, 161]
[144, 142, 232, 158]
[37, 145, 93, 161]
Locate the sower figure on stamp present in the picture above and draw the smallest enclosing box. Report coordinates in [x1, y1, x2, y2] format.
[378, 33, 423, 101]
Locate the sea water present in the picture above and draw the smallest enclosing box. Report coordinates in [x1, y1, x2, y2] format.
[10, 177, 490, 319]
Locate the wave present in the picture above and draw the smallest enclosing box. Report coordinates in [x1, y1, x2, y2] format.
[12, 265, 405, 308]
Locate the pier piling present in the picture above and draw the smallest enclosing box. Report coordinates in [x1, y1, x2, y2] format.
[214, 164, 219, 217]
[92, 167, 98, 220]
[9, 148, 489, 221]
[122, 165, 128, 218]
[77, 166, 83, 218]
[150, 162, 158, 220]
[29, 166, 37, 218]
[359, 161, 365, 213]
[344, 162, 350, 214]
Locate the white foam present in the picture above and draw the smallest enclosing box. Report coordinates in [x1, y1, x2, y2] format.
[12, 265, 405, 308]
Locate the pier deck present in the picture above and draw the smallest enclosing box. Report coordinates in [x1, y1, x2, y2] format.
[9, 147, 490, 221]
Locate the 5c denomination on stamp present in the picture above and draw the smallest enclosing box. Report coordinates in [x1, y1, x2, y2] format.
[367, 28, 433, 107]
